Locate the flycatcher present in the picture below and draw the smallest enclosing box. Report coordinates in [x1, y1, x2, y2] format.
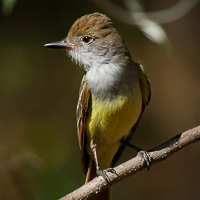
[44, 12, 151, 200]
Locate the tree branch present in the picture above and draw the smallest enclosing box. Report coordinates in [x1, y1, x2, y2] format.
[59, 125, 200, 200]
[91, 0, 199, 24]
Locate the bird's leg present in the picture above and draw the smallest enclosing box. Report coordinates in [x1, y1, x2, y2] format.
[127, 143, 151, 170]
[91, 143, 118, 185]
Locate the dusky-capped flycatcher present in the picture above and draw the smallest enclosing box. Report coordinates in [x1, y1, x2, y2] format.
[44, 12, 151, 200]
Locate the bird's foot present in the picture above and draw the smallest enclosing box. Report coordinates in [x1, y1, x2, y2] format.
[137, 150, 151, 170]
[127, 143, 151, 170]
[96, 167, 118, 185]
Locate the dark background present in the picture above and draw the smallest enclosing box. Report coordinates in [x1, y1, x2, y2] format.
[0, 0, 199, 199]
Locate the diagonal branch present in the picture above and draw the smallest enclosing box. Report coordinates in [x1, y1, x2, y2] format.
[59, 125, 200, 200]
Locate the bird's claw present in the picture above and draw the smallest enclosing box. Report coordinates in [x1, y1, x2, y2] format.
[137, 150, 151, 170]
[96, 167, 118, 185]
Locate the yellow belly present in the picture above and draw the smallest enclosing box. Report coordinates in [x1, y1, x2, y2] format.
[86, 88, 142, 169]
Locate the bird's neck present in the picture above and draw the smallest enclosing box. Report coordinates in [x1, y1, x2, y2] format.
[85, 62, 138, 98]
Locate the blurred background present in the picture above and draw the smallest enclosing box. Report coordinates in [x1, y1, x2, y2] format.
[0, 0, 199, 199]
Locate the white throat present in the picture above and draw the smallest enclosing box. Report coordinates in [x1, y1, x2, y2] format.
[86, 62, 138, 98]
[86, 63, 121, 92]
[68, 46, 138, 98]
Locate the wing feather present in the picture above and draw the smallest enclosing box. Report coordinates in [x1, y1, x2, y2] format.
[76, 74, 90, 174]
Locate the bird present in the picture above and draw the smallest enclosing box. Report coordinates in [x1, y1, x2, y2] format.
[44, 12, 151, 200]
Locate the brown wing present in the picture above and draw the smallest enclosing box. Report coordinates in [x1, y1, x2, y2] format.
[76, 74, 91, 174]
[112, 62, 151, 166]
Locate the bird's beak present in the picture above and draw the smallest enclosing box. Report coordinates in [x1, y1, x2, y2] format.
[44, 40, 76, 50]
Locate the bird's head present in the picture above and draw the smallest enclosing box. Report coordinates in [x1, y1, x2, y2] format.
[44, 12, 131, 71]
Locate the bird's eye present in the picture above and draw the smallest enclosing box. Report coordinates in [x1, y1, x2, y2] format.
[82, 36, 93, 44]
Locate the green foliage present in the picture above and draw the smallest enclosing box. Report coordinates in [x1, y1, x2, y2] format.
[1, 0, 17, 15]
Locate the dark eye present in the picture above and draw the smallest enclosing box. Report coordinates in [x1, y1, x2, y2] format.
[82, 36, 93, 44]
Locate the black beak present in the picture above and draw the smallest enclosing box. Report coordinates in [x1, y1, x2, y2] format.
[44, 40, 76, 50]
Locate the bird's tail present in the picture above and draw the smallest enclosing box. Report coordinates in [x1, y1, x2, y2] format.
[85, 160, 111, 200]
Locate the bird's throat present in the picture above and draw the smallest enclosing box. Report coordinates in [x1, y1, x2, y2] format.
[85, 62, 138, 98]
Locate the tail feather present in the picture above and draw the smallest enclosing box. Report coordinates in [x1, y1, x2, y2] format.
[86, 160, 111, 200]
